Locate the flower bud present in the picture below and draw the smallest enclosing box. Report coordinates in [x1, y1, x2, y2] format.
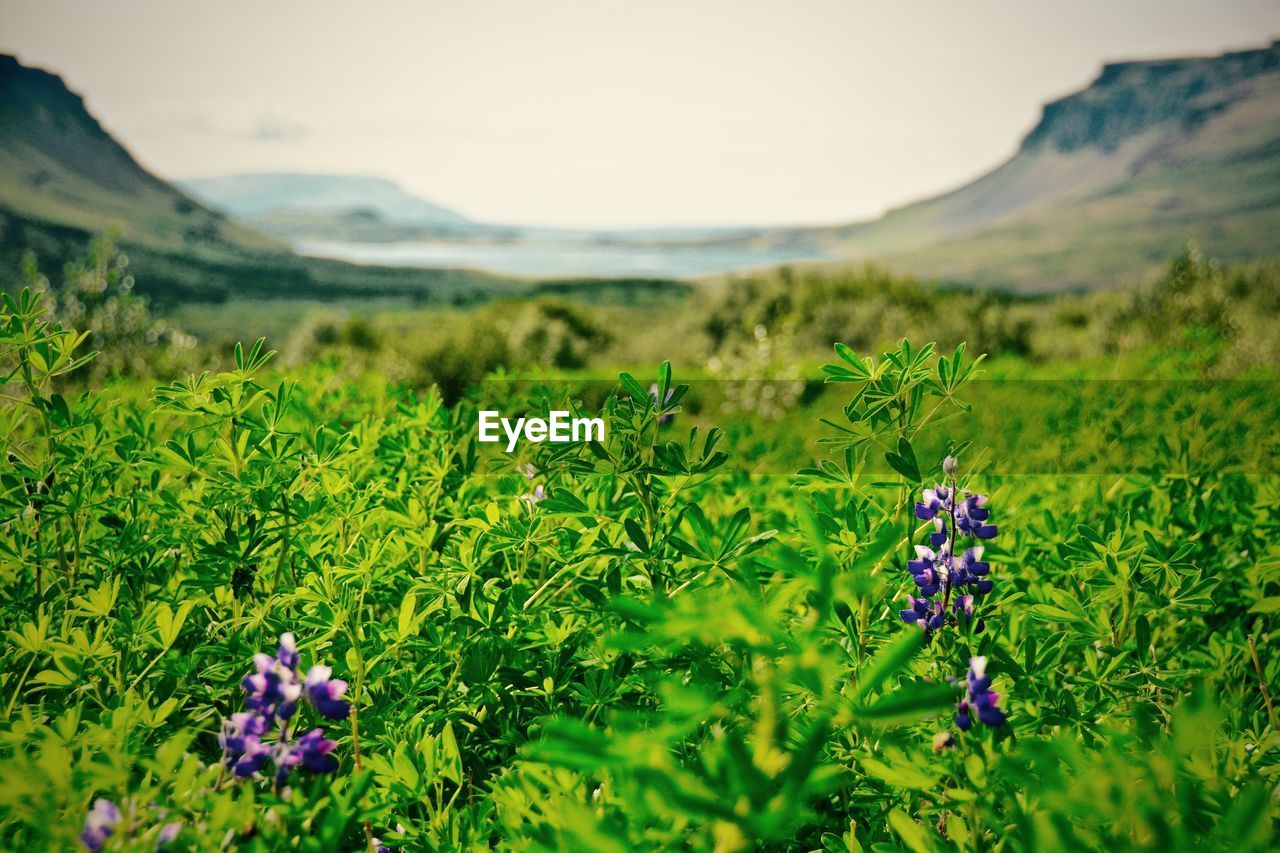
[943, 455, 958, 478]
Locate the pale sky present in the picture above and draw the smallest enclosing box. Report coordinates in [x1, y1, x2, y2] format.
[2, 0, 1278, 227]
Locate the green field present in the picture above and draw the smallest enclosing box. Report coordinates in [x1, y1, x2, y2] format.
[1, 235, 1278, 851]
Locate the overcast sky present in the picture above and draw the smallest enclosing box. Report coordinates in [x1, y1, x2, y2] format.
[2, 0, 1278, 227]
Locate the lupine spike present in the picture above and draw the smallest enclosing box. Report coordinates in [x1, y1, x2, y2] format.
[219, 633, 351, 786]
[79, 799, 121, 852]
[899, 456, 997, 641]
[957, 655, 1007, 730]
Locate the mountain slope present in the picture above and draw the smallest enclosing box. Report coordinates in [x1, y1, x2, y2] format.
[744, 41, 1280, 291]
[180, 173, 470, 228]
[0, 54, 283, 261]
[0, 55, 513, 305]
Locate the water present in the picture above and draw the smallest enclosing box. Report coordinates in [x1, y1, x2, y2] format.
[293, 236, 829, 279]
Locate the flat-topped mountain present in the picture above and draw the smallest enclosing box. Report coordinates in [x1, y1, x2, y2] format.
[1023, 42, 1280, 154]
[735, 41, 1280, 290]
[179, 173, 471, 229]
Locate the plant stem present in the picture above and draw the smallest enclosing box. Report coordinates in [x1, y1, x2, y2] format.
[942, 475, 958, 613]
[3, 654, 35, 719]
[1248, 633, 1278, 733]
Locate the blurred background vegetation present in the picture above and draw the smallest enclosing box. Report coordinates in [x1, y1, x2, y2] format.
[118, 240, 1277, 393]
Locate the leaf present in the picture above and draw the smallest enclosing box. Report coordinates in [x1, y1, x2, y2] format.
[884, 437, 921, 483]
[7, 614, 49, 656]
[439, 722, 463, 784]
[684, 504, 715, 554]
[156, 601, 195, 649]
[833, 342, 861, 367]
[617, 372, 650, 404]
[852, 630, 923, 704]
[539, 489, 590, 516]
[1135, 613, 1151, 663]
[822, 343, 873, 382]
[657, 361, 672, 397]
[1076, 523, 1106, 549]
[398, 593, 417, 640]
[1046, 588, 1089, 621]
[887, 809, 932, 853]
[392, 746, 421, 790]
[855, 681, 956, 723]
[1214, 783, 1271, 849]
[34, 669, 72, 686]
[623, 518, 649, 552]
[1028, 604, 1078, 622]
[859, 757, 939, 791]
[1248, 597, 1280, 614]
[73, 578, 119, 619]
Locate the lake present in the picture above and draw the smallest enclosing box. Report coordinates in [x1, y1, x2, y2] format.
[293, 236, 829, 279]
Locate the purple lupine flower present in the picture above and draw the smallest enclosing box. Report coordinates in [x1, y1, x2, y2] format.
[219, 711, 271, 777]
[277, 631, 301, 671]
[957, 493, 998, 539]
[899, 595, 945, 631]
[898, 596, 931, 625]
[520, 484, 546, 506]
[929, 516, 948, 548]
[242, 650, 302, 722]
[272, 739, 303, 787]
[951, 594, 984, 633]
[899, 457, 998, 640]
[80, 799, 121, 852]
[373, 840, 392, 853]
[220, 634, 348, 788]
[156, 821, 182, 848]
[914, 485, 950, 520]
[294, 728, 340, 773]
[304, 665, 352, 719]
[958, 546, 994, 594]
[955, 656, 1006, 730]
[516, 462, 537, 480]
[907, 546, 942, 597]
[648, 383, 675, 426]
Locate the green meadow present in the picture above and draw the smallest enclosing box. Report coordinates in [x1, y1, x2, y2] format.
[1, 236, 1278, 850]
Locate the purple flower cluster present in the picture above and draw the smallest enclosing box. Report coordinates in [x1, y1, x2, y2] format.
[218, 633, 350, 788]
[80, 799, 120, 851]
[517, 462, 547, 506]
[79, 799, 180, 852]
[955, 656, 1007, 730]
[900, 457, 997, 641]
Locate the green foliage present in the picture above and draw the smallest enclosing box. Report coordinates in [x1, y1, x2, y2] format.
[235, 246, 1280, 392]
[1, 283, 1278, 851]
[17, 233, 195, 380]
[287, 298, 613, 403]
[698, 249, 1280, 375]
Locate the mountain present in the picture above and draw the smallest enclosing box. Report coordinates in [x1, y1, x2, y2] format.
[734, 41, 1280, 291]
[0, 55, 512, 305]
[0, 54, 281, 262]
[179, 173, 471, 229]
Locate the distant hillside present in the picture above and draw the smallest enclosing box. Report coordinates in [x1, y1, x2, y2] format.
[244, 208, 455, 243]
[737, 41, 1280, 291]
[0, 55, 513, 305]
[181, 172, 471, 229]
[0, 54, 282, 262]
